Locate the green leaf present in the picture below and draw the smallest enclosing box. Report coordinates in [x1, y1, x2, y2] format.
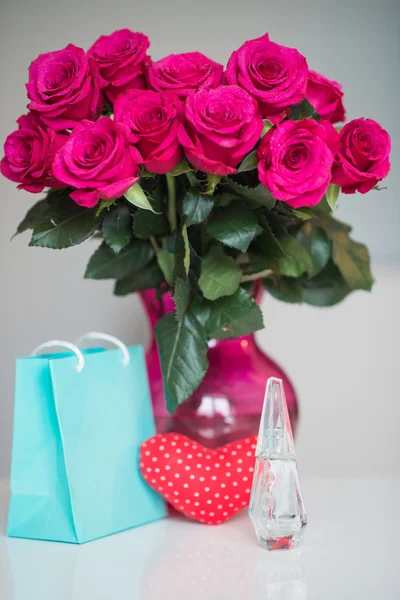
[174, 224, 190, 280]
[198, 245, 242, 300]
[29, 197, 100, 249]
[296, 223, 331, 278]
[250, 233, 312, 277]
[288, 98, 320, 121]
[188, 241, 202, 278]
[155, 312, 209, 413]
[275, 237, 313, 277]
[316, 211, 352, 234]
[315, 194, 333, 213]
[96, 199, 116, 216]
[140, 168, 157, 179]
[317, 214, 373, 291]
[165, 234, 176, 254]
[169, 161, 193, 176]
[85, 240, 153, 280]
[140, 177, 163, 209]
[157, 248, 176, 286]
[292, 207, 314, 221]
[237, 150, 258, 173]
[204, 288, 264, 339]
[247, 252, 272, 274]
[225, 179, 276, 209]
[263, 278, 303, 304]
[331, 233, 373, 291]
[253, 220, 285, 260]
[102, 204, 132, 254]
[206, 203, 258, 252]
[16, 189, 101, 247]
[325, 183, 341, 211]
[182, 189, 214, 227]
[182, 224, 190, 276]
[133, 209, 169, 240]
[173, 277, 191, 321]
[261, 120, 274, 137]
[114, 260, 164, 295]
[264, 262, 352, 307]
[301, 262, 351, 306]
[206, 174, 221, 194]
[186, 171, 201, 188]
[240, 281, 254, 293]
[125, 183, 161, 213]
[216, 192, 237, 207]
[190, 295, 213, 329]
[14, 197, 51, 236]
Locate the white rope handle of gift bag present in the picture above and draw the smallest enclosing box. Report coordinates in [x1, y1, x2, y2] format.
[32, 340, 85, 373]
[76, 332, 130, 367]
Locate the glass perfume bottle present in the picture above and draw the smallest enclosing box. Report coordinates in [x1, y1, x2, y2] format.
[249, 377, 307, 550]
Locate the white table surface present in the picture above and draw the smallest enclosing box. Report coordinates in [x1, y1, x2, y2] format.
[0, 476, 398, 600]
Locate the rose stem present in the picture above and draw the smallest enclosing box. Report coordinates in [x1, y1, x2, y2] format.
[240, 268, 273, 283]
[166, 174, 177, 231]
[149, 235, 160, 253]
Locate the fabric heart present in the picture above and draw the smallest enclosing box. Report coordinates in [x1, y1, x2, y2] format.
[139, 433, 257, 525]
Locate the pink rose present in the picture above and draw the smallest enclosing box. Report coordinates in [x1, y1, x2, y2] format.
[53, 117, 140, 208]
[178, 85, 263, 176]
[331, 118, 391, 194]
[1, 113, 68, 193]
[114, 89, 183, 174]
[27, 44, 103, 131]
[306, 70, 346, 124]
[257, 119, 339, 208]
[147, 52, 223, 99]
[225, 33, 308, 122]
[88, 29, 150, 105]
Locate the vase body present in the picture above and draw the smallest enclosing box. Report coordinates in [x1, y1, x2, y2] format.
[140, 288, 298, 448]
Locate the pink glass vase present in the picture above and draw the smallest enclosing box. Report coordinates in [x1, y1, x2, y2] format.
[140, 287, 298, 448]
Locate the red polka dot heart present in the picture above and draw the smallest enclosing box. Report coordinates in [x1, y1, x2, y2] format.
[139, 433, 257, 525]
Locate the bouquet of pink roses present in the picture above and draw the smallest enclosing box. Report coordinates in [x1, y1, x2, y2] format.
[1, 30, 391, 411]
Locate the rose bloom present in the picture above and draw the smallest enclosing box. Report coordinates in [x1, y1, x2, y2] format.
[225, 33, 308, 122]
[114, 89, 183, 174]
[53, 117, 140, 208]
[178, 85, 263, 176]
[88, 29, 150, 104]
[306, 70, 346, 124]
[147, 52, 223, 99]
[27, 44, 103, 131]
[331, 118, 391, 194]
[257, 119, 339, 208]
[1, 113, 68, 193]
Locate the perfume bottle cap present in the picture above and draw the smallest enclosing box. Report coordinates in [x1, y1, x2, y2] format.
[255, 377, 296, 459]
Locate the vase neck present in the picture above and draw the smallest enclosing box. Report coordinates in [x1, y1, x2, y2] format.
[139, 288, 175, 328]
[139, 288, 260, 352]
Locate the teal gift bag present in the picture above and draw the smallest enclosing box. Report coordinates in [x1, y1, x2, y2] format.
[7, 333, 167, 544]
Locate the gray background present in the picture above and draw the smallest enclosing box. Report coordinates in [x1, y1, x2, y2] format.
[0, 0, 399, 478]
